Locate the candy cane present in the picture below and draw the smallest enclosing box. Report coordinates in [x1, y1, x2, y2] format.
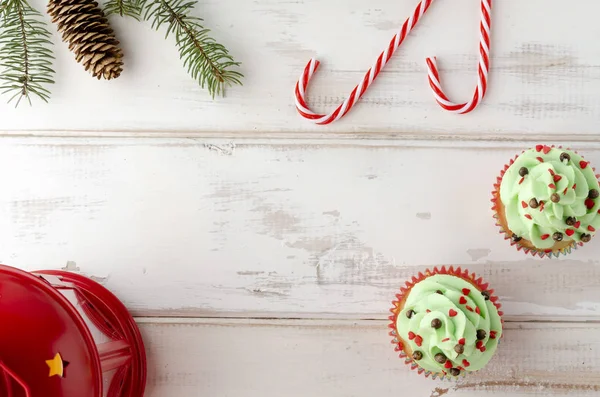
[426, 0, 492, 113]
[295, 0, 492, 124]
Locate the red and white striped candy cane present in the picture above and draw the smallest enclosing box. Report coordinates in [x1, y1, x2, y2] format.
[295, 0, 435, 125]
[426, 0, 492, 113]
[295, 0, 492, 124]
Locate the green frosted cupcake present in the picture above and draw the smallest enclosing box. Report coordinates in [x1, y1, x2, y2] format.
[493, 145, 600, 257]
[389, 267, 503, 379]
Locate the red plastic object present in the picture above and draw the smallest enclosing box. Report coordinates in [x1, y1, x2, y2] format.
[0, 264, 146, 397]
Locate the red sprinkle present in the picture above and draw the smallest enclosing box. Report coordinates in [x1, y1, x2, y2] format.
[589, 226, 596, 232]
[580, 161, 589, 169]
[573, 184, 577, 190]
[462, 359, 471, 367]
[462, 288, 471, 295]
[535, 145, 543, 152]
[539, 201, 545, 212]
[476, 340, 484, 349]
[444, 360, 453, 369]
[518, 177, 525, 185]
[442, 338, 450, 342]
[543, 146, 552, 154]
[414, 335, 423, 347]
[598, 209, 600, 214]
[548, 184, 556, 189]
[459, 296, 468, 304]
[475, 307, 481, 315]
[449, 309, 458, 317]
[536, 157, 544, 163]
[574, 221, 581, 229]
[521, 201, 528, 208]
[408, 331, 416, 340]
[480, 346, 487, 353]
[541, 234, 550, 240]
[566, 229, 575, 237]
[466, 305, 474, 312]
[563, 187, 568, 195]
[458, 338, 466, 345]
[553, 175, 562, 183]
[490, 331, 497, 339]
[426, 309, 431, 313]
[548, 168, 555, 176]
[586, 198, 595, 210]
[525, 214, 533, 220]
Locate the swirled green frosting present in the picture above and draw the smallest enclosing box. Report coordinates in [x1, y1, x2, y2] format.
[500, 147, 600, 249]
[396, 275, 502, 376]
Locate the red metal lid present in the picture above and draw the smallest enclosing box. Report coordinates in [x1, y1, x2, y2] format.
[0, 265, 146, 397]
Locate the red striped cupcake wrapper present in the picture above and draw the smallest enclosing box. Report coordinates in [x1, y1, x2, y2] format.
[388, 266, 503, 380]
[491, 146, 599, 258]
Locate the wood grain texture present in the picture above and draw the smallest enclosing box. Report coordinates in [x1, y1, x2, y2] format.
[139, 318, 600, 397]
[2, 137, 600, 319]
[2, 0, 600, 138]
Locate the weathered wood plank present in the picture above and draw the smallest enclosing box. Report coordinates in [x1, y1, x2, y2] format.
[139, 318, 600, 397]
[2, 138, 599, 319]
[3, 0, 600, 137]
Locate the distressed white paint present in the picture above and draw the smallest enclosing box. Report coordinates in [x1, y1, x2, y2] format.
[2, 0, 600, 137]
[1, 138, 600, 319]
[2, 1, 600, 393]
[139, 318, 600, 397]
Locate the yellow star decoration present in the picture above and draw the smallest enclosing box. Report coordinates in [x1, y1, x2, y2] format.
[46, 353, 65, 378]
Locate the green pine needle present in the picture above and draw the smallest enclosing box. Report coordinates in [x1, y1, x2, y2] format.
[142, 0, 243, 98]
[0, 0, 54, 107]
[104, 0, 143, 20]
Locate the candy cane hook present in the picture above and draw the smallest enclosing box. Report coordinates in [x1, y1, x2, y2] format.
[295, 0, 493, 124]
[426, 0, 492, 113]
[295, 0, 435, 125]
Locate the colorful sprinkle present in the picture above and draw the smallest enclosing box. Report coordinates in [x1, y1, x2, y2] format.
[414, 335, 423, 347]
[466, 305, 474, 312]
[574, 221, 581, 229]
[426, 309, 431, 313]
[548, 184, 556, 189]
[518, 177, 525, 185]
[459, 296, 467, 304]
[535, 145, 543, 152]
[573, 184, 577, 190]
[543, 146, 552, 154]
[475, 306, 481, 315]
[490, 331, 497, 339]
[540, 234, 550, 240]
[553, 175, 562, 183]
[476, 340, 484, 349]
[525, 214, 533, 220]
[585, 198, 595, 210]
[408, 331, 416, 340]
[449, 309, 458, 317]
[480, 346, 487, 353]
[566, 229, 575, 237]
[580, 161, 589, 169]
[589, 226, 596, 232]
[442, 338, 450, 343]
[444, 360, 453, 369]
[521, 201, 528, 208]
[536, 157, 544, 163]
[462, 288, 471, 295]
[563, 187, 568, 195]
[548, 168, 555, 176]
[458, 338, 466, 345]
[539, 201, 545, 212]
[462, 359, 471, 367]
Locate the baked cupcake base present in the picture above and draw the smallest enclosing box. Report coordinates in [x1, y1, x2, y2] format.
[388, 266, 503, 380]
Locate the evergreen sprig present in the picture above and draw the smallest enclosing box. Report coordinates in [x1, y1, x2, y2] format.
[141, 0, 243, 98]
[104, 0, 142, 20]
[0, 0, 54, 106]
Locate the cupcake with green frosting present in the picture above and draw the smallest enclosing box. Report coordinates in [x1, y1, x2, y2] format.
[492, 145, 600, 257]
[389, 267, 503, 379]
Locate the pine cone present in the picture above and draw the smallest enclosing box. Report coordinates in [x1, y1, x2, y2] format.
[47, 0, 123, 80]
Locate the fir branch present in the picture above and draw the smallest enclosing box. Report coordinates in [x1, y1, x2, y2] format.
[104, 0, 142, 20]
[142, 0, 243, 98]
[0, 0, 54, 106]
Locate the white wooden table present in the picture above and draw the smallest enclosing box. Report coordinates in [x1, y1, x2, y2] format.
[2, 0, 600, 395]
